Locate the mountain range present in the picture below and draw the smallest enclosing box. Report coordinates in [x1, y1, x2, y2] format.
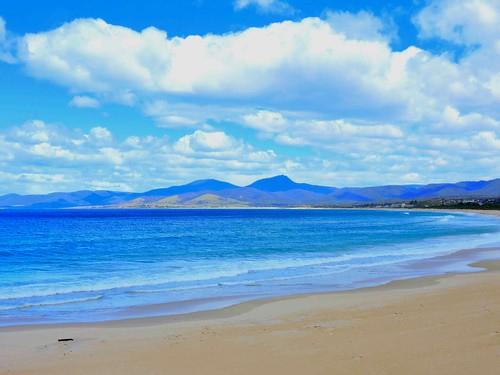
[1, 175, 500, 209]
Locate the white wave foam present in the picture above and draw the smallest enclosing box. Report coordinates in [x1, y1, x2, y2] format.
[0, 295, 104, 311]
[2, 225, 500, 302]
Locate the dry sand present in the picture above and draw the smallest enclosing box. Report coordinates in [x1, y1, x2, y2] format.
[1, 258, 499, 375]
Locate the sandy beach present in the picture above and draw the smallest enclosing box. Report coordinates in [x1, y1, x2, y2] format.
[2, 254, 499, 375]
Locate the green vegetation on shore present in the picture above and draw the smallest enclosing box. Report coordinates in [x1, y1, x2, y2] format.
[353, 198, 500, 210]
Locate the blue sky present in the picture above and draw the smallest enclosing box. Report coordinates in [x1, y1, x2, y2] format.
[0, 0, 499, 194]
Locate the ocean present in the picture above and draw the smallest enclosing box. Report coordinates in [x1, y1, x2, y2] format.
[1, 209, 500, 326]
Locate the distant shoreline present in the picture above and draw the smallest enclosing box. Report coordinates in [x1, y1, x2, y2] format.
[1, 175, 498, 210]
[5, 206, 500, 217]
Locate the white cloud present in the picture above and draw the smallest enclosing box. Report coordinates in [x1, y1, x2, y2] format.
[294, 119, 404, 140]
[414, 0, 500, 46]
[471, 131, 500, 150]
[174, 130, 276, 162]
[0, 121, 282, 194]
[325, 10, 391, 41]
[234, 0, 293, 14]
[30, 142, 77, 160]
[143, 100, 200, 128]
[241, 110, 404, 147]
[99, 147, 124, 165]
[1, 117, 500, 194]
[88, 180, 133, 191]
[401, 172, 421, 183]
[175, 130, 237, 153]
[89, 126, 112, 142]
[242, 110, 287, 132]
[161, 115, 198, 127]
[3, 4, 500, 190]
[19, 12, 499, 125]
[13, 119, 51, 142]
[413, 0, 500, 117]
[0, 17, 6, 47]
[69, 95, 100, 108]
[143, 99, 260, 129]
[434, 106, 500, 132]
[0, 17, 16, 63]
[18, 17, 417, 117]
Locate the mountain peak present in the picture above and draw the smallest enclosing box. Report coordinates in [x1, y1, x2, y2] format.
[142, 179, 237, 197]
[261, 175, 294, 183]
[1, 176, 499, 208]
[247, 175, 297, 192]
[187, 179, 228, 186]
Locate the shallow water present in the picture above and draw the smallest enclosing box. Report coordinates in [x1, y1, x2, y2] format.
[1, 209, 499, 326]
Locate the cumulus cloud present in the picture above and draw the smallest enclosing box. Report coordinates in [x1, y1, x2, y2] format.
[2, 3, 500, 189]
[413, 0, 500, 115]
[174, 130, 276, 162]
[175, 130, 239, 154]
[2, 115, 500, 194]
[325, 10, 392, 41]
[69, 95, 100, 108]
[414, 0, 500, 46]
[242, 110, 288, 132]
[0, 121, 281, 194]
[89, 126, 112, 142]
[17, 11, 499, 124]
[18, 17, 418, 118]
[238, 106, 500, 185]
[241, 110, 403, 147]
[471, 131, 500, 151]
[433, 106, 500, 132]
[234, 0, 294, 14]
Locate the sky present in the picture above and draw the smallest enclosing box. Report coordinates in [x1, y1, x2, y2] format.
[0, 0, 499, 194]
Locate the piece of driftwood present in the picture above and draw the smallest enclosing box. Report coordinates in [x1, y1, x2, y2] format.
[58, 338, 74, 342]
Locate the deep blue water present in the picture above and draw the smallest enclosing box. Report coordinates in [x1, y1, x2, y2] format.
[1, 209, 500, 326]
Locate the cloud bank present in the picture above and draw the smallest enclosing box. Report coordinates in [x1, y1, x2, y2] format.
[0, 120, 282, 194]
[0, 0, 499, 192]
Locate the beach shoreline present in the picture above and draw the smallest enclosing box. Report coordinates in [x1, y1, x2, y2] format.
[2, 254, 500, 374]
[2, 209, 500, 374]
[3, 244, 500, 332]
[2, 207, 499, 330]
[1, 208, 499, 327]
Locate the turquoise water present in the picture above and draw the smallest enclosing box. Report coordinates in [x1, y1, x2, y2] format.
[1, 209, 500, 326]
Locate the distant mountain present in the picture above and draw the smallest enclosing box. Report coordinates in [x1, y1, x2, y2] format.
[247, 175, 334, 194]
[0, 179, 237, 209]
[0, 190, 137, 209]
[1, 176, 499, 209]
[142, 179, 238, 198]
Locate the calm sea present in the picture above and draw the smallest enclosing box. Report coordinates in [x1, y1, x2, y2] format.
[1, 209, 500, 326]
